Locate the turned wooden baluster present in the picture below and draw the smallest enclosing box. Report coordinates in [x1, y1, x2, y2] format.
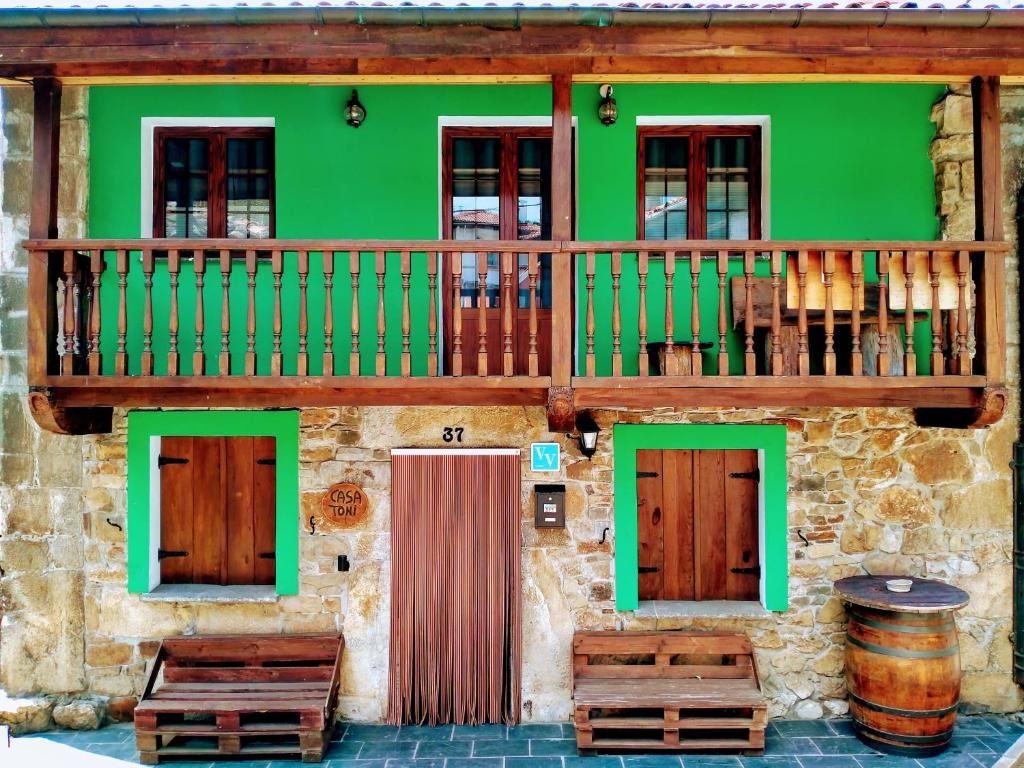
[665, 252, 678, 375]
[297, 250, 310, 376]
[401, 250, 412, 378]
[690, 250, 702, 376]
[270, 250, 283, 375]
[323, 252, 335, 376]
[851, 251, 864, 376]
[167, 250, 180, 375]
[877, 250, 891, 376]
[956, 250, 971, 374]
[929, 250, 944, 375]
[114, 249, 129, 375]
[141, 249, 155, 376]
[501, 252, 514, 377]
[245, 249, 257, 376]
[743, 250, 755, 376]
[61, 250, 77, 375]
[376, 250, 387, 377]
[796, 250, 809, 376]
[638, 250, 649, 377]
[717, 249, 728, 376]
[476, 252, 488, 376]
[770, 250, 783, 376]
[612, 251, 623, 377]
[902, 250, 916, 376]
[219, 250, 232, 376]
[528, 253, 539, 378]
[452, 253, 463, 377]
[88, 249, 103, 375]
[192, 250, 206, 376]
[349, 251, 361, 376]
[427, 252, 439, 377]
[585, 251, 596, 377]
[823, 250, 836, 376]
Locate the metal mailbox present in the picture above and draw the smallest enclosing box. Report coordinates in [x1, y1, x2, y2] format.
[534, 484, 566, 528]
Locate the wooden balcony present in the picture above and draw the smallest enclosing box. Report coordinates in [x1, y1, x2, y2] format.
[24, 238, 1008, 434]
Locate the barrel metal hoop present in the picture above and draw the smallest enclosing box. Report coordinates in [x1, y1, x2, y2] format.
[847, 633, 959, 659]
[854, 720, 954, 745]
[848, 610, 955, 635]
[848, 690, 960, 719]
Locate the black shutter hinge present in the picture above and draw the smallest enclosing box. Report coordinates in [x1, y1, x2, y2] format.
[158, 549, 189, 559]
[729, 469, 760, 481]
[158, 455, 189, 468]
[257, 552, 276, 560]
[636, 471, 659, 479]
[638, 566, 660, 574]
[730, 566, 761, 576]
[256, 458, 276, 466]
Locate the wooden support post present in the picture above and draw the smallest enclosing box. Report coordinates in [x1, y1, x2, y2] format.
[27, 77, 61, 385]
[972, 75, 1005, 385]
[548, 73, 575, 431]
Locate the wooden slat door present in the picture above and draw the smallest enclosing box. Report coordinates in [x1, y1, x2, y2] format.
[637, 449, 759, 602]
[388, 450, 521, 726]
[159, 435, 276, 586]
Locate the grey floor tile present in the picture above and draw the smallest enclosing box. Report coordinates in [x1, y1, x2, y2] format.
[446, 759, 507, 768]
[965, 754, 1002, 768]
[946, 735, 997, 754]
[325, 761, 387, 768]
[976, 736, 1022, 753]
[916, 753, 984, 767]
[813, 738, 878, 756]
[852, 757, 922, 768]
[384, 759, 443, 768]
[453, 724, 508, 741]
[622, 757, 685, 768]
[508, 724, 564, 740]
[473, 738, 531, 757]
[764, 736, 821, 755]
[825, 722, 857, 738]
[359, 740, 419, 759]
[981, 717, 1024, 737]
[530, 738, 581, 757]
[955, 719, 1000, 737]
[680, 756, 742, 767]
[794, 757, 860, 768]
[772, 722, 836, 739]
[415, 740, 473, 758]
[400, 725, 453, 741]
[563, 757, 625, 767]
[325, 739, 366, 758]
[507, 757, 562, 768]
[345, 724, 402, 742]
[742, 758, 802, 768]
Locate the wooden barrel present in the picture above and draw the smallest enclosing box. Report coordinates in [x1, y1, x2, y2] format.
[845, 604, 961, 756]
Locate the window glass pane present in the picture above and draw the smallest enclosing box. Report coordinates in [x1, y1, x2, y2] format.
[706, 135, 752, 240]
[517, 138, 551, 241]
[460, 252, 501, 308]
[643, 136, 688, 240]
[517, 253, 552, 309]
[226, 137, 273, 239]
[452, 137, 501, 242]
[163, 137, 208, 238]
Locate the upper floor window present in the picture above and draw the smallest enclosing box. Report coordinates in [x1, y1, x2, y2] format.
[154, 127, 275, 239]
[638, 126, 761, 241]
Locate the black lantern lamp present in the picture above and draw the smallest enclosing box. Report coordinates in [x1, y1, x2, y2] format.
[345, 89, 366, 128]
[569, 411, 601, 460]
[597, 84, 617, 126]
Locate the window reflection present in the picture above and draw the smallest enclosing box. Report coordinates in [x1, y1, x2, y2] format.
[164, 138, 209, 238]
[643, 136, 688, 241]
[706, 136, 751, 240]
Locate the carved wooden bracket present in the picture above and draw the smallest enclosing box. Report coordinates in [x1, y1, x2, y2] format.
[546, 386, 575, 433]
[27, 390, 113, 435]
[914, 386, 1007, 429]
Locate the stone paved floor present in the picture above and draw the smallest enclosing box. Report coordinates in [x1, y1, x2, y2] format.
[23, 716, 1024, 768]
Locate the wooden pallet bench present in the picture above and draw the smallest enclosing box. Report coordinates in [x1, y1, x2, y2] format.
[572, 631, 766, 754]
[134, 633, 344, 764]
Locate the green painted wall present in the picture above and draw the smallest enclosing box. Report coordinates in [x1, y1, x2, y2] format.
[126, 409, 299, 594]
[89, 83, 944, 375]
[612, 423, 789, 612]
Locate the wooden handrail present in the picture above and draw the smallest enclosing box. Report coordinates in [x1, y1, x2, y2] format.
[24, 238, 1007, 390]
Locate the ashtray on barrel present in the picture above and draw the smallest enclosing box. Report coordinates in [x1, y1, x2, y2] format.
[834, 575, 970, 757]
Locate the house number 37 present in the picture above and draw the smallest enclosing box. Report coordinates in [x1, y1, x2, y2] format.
[442, 427, 464, 443]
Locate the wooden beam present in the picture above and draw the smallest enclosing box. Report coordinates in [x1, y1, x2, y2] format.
[549, 74, 575, 430]
[27, 77, 61, 387]
[972, 75, 1006, 385]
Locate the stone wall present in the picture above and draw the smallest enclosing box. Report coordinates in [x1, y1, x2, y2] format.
[1, 84, 1023, 726]
[0, 85, 90, 696]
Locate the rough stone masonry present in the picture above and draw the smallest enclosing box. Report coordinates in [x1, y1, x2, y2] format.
[0, 85, 1022, 731]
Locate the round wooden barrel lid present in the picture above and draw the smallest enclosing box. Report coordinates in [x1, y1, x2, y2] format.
[834, 575, 969, 613]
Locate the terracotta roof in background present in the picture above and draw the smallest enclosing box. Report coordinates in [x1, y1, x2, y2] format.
[3, 0, 1024, 10]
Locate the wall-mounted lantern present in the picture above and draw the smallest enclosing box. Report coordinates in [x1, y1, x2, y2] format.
[568, 411, 601, 460]
[597, 84, 617, 126]
[345, 89, 366, 128]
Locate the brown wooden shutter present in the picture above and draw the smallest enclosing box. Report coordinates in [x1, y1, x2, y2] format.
[388, 450, 521, 726]
[159, 436, 276, 586]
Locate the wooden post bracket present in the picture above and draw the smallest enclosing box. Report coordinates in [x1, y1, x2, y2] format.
[28, 390, 113, 435]
[913, 386, 1007, 429]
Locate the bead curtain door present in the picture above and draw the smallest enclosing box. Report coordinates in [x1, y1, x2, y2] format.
[387, 449, 522, 726]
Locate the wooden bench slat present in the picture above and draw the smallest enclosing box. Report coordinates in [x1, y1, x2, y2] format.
[148, 690, 329, 703]
[574, 633, 753, 656]
[575, 678, 764, 709]
[575, 664, 755, 680]
[136, 698, 327, 714]
[163, 666, 335, 684]
[160, 681, 332, 694]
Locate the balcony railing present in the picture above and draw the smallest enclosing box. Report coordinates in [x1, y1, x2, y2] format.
[24, 238, 1008, 419]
